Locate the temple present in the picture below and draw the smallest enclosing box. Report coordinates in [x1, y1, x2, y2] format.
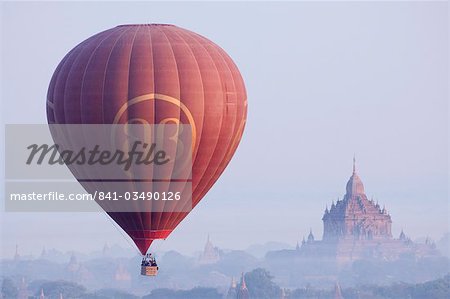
[268, 158, 439, 267]
[334, 282, 344, 299]
[237, 273, 250, 299]
[114, 263, 131, 288]
[198, 235, 221, 264]
[225, 277, 238, 299]
[17, 278, 28, 299]
[322, 157, 392, 241]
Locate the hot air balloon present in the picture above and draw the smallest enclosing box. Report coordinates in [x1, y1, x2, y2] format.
[46, 24, 247, 275]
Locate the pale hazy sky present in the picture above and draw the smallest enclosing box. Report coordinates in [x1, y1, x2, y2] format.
[1, 1, 448, 258]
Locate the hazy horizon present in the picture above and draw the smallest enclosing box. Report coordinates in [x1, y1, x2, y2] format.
[1, 1, 448, 258]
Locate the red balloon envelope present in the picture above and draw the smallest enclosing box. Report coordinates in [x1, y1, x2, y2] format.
[47, 24, 247, 255]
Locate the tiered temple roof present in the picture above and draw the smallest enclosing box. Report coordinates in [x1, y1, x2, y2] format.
[322, 158, 392, 241]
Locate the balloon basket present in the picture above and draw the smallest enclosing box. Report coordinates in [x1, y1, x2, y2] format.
[141, 265, 158, 276]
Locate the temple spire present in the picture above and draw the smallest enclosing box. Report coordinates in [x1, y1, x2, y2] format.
[308, 229, 315, 243]
[237, 272, 250, 299]
[14, 244, 20, 261]
[226, 276, 238, 299]
[334, 282, 343, 299]
[353, 155, 356, 174]
[240, 272, 247, 289]
[231, 277, 237, 288]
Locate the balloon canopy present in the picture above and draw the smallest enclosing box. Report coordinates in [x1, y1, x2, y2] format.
[46, 24, 247, 255]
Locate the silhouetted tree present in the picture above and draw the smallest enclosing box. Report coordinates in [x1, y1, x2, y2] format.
[242, 268, 281, 299]
[143, 287, 222, 299]
[35, 281, 85, 298]
[88, 288, 138, 299]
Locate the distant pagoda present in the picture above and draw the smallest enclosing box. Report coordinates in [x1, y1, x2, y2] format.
[272, 158, 439, 267]
[198, 235, 221, 264]
[334, 282, 344, 299]
[225, 277, 238, 299]
[226, 273, 250, 299]
[237, 272, 250, 299]
[17, 278, 28, 299]
[322, 157, 392, 241]
[115, 264, 131, 281]
[14, 244, 20, 262]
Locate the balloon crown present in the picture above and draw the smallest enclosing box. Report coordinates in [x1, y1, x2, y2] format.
[117, 24, 175, 27]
